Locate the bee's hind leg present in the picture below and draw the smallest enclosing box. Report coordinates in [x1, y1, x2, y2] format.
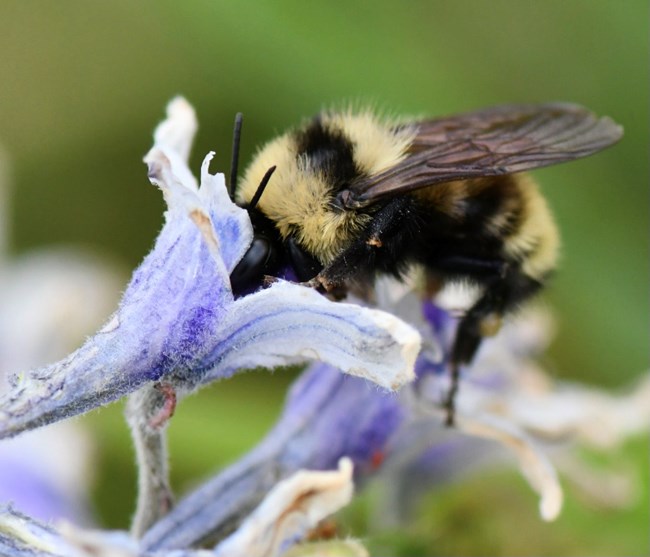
[444, 267, 542, 426]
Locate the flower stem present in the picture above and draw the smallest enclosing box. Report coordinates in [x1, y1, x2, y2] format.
[126, 383, 176, 538]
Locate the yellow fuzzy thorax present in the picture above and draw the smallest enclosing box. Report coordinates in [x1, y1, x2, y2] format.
[236, 111, 414, 263]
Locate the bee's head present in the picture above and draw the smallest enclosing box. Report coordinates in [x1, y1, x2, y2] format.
[230, 208, 324, 296]
[227, 114, 322, 295]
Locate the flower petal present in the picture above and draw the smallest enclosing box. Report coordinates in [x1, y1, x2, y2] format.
[146, 96, 199, 192]
[197, 152, 253, 273]
[504, 371, 650, 448]
[199, 281, 419, 391]
[0, 132, 244, 439]
[0, 505, 69, 557]
[458, 413, 563, 521]
[213, 459, 354, 557]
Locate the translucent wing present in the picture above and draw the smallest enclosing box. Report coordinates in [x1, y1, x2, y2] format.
[340, 103, 623, 208]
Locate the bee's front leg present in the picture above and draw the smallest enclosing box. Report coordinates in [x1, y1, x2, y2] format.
[306, 274, 348, 300]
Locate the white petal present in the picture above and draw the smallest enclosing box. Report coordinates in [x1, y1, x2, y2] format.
[145, 96, 199, 191]
[514, 373, 650, 448]
[458, 414, 563, 521]
[214, 459, 354, 557]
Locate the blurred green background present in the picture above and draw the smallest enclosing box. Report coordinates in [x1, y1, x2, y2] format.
[0, 1, 647, 555]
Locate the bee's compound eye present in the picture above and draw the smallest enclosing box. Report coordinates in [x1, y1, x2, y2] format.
[230, 236, 275, 293]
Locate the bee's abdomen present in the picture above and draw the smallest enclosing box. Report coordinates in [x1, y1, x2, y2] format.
[413, 174, 559, 281]
[501, 175, 559, 280]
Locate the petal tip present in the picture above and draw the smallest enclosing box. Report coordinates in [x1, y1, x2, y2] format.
[540, 486, 563, 522]
[165, 96, 197, 129]
[367, 308, 421, 387]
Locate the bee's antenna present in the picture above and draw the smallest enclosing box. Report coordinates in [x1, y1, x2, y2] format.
[248, 165, 277, 210]
[229, 112, 243, 199]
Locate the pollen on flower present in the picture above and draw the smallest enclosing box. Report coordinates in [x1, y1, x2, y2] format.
[189, 208, 220, 252]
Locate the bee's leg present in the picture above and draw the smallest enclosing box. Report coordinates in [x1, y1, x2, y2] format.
[318, 197, 416, 288]
[306, 277, 349, 301]
[445, 267, 542, 426]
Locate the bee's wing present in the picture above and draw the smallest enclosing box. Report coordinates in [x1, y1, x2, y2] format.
[342, 103, 623, 208]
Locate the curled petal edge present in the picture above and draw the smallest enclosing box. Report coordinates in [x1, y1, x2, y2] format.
[458, 413, 563, 521]
[214, 458, 354, 557]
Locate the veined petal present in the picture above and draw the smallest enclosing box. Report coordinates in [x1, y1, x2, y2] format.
[202, 281, 419, 391]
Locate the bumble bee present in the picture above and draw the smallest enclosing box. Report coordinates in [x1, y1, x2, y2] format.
[228, 103, 622, 425]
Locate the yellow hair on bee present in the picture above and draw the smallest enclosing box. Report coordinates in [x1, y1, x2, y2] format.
[503, 175, 560, 280]
[237, 130, 365, 262]
[237, 111, 413, 263]
[320, 111, 415, 175]
[414, 180, 472, 219]
[414, 173, 559, 281]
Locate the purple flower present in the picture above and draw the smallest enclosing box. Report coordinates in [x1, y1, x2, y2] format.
[0, 98, 420, 441]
